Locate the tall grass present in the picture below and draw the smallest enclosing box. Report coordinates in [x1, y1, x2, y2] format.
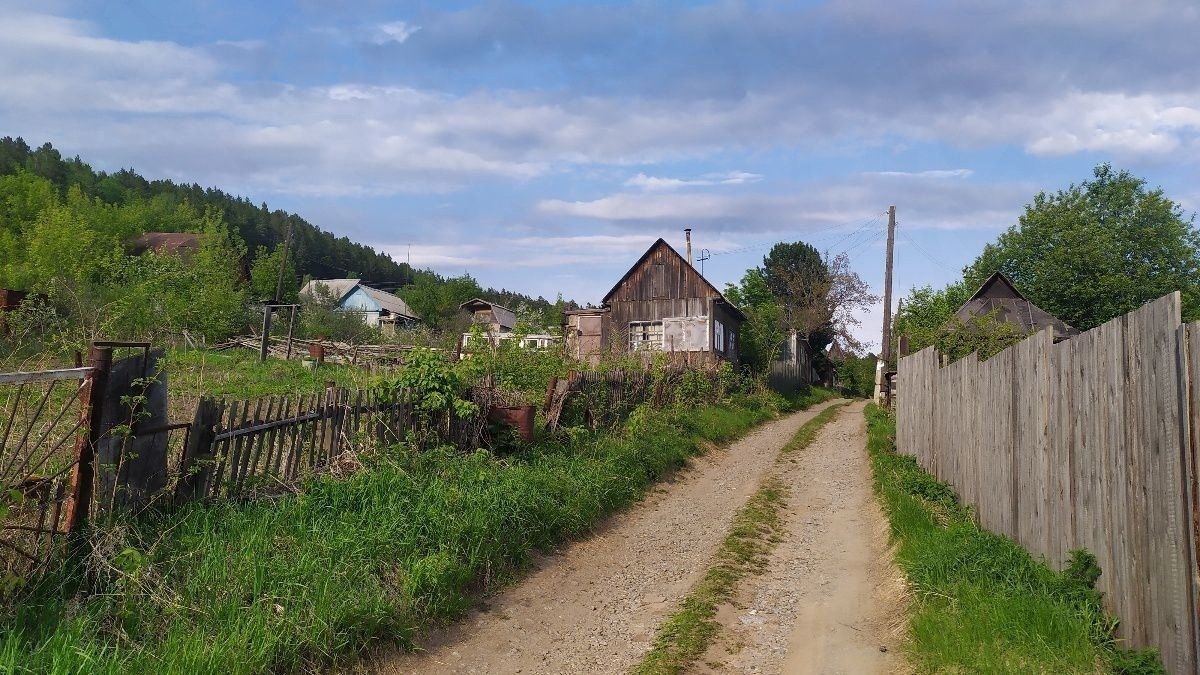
[0, 390, 818, 674]
[864, 404, 1165, 674]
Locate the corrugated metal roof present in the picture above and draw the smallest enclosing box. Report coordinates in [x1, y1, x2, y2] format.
[359, 284, 419, 319]
[300, 279, 419, 320]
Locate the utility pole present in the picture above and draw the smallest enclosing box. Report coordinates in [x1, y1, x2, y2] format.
[875, 206, 896, 404]
[264, 219, 293, 363]
[274, 219, 293, 303]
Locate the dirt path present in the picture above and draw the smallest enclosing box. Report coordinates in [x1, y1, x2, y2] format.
[697, 400, 906, 675]
[371, 400, 845, 675]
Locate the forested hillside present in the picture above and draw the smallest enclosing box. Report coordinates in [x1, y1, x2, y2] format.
[0, 137, 562, 345]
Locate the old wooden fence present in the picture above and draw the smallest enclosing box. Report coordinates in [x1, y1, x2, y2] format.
[178, 387, 481, 502]
[5, 348, 717, 580]
[896, 292, 1200, 673]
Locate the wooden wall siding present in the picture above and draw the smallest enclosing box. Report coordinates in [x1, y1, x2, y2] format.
[895, 293, 1200, 674]
[608, 298, 712, 334]
[606, 243, 719, 303]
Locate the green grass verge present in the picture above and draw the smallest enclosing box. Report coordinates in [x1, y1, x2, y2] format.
[863, 404, 1165, 675]
[778, 386, 838, 413]
[635, 400, 845, 675]
[0, 391, 824, 675]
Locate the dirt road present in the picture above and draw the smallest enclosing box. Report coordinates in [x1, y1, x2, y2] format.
[373, 399, 901, 674]
[697, 400, 906, 674]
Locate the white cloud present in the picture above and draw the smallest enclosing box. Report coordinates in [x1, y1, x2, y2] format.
[374, 21, 421, 45]
[538, 171, 1031, 234]
[866, 169, 974, 179]
[624, 170, 763, 191]
[2, 4, 1199, 203]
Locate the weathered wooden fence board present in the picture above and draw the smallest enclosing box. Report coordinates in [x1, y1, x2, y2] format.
[896, 292, 1199, 674]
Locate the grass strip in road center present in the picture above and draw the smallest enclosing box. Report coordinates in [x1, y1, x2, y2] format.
[634, 402, 847, 675]
[779, 400, 848, 456]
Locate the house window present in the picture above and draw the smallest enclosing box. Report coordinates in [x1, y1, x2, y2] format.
[629, 321, 664, 351]
[714, 319, 725, 353]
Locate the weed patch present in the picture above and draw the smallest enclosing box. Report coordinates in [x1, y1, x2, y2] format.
[864, 404, 1165, 674]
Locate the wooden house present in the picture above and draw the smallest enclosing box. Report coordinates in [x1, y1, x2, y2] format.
[458, 299, 559, 355]
[299, 279, 420, 331]
[460, 298, 517, 334]
[566, 238, 745, 365]
[955, 272, 1079, 342]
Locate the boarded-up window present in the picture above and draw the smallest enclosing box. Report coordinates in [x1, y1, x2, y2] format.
[577, 315, 603, 357]
[579, 315, 602, 336]
[663, 316, 709, 351]
[629, 321, 664, 350]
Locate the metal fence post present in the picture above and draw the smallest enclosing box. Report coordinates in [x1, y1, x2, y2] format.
[64, 345, 112, 533]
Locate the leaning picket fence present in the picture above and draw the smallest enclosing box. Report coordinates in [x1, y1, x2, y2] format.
[896, 292, 1200, 673]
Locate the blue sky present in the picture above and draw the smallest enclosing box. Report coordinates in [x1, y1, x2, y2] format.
[2, 0, 1198, 349]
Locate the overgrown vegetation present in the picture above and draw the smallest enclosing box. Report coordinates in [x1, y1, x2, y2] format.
[726, 241, 878, 377]
[897, 164, 1200, 360]
[864, 404, 1165, 674]
[635, 401, 845, 674]
[0, 370, 822, 673]
[0, 137, 570, 360]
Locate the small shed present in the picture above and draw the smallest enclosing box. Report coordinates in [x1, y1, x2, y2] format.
[569, 238, 744, 365]
[460, 299, 517, 334]
[955, 272, 1079, 342]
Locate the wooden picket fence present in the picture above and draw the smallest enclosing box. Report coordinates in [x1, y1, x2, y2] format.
[177, 387, 481, 502]
[2, 349, 722, 592]
[896, 292, 1200, 673]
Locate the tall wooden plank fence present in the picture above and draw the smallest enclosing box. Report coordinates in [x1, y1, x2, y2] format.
[896, 293, 1200, 673]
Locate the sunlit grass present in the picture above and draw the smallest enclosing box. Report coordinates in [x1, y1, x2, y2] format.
[0, 390, 831, 674]
[864, 404, 1164, 674]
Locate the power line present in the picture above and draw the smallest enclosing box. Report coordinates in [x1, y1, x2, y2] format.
[896, 226, 955, 273]
[705, 213, 886, 259]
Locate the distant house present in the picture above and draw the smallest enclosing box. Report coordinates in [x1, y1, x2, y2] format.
[299, 279, 419, 332]
[566, 238, 745, 366]
[458, 298, 558, 354]
[127, 232, 203, 257]
[955, 272, 1079, 342]
[773, 330, 820, 383]
[460, 298, 517, 334]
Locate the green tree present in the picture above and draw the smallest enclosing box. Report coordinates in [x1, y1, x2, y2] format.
[965, 164, 1200, 330]
[894, 282, 972, 354]
[725, 270, 787, 374]
[249, 245, 299, 303]
[760, 241, 834, 347]
[832, 353, 878, 398]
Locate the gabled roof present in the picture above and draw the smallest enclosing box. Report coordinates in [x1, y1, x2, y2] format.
[601, 238, 746, 321]
[300, 279, 419, 320]
[954, 272, 1078, 341]
[359, 285, 419, 320]
[459, 298, 517, 331]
